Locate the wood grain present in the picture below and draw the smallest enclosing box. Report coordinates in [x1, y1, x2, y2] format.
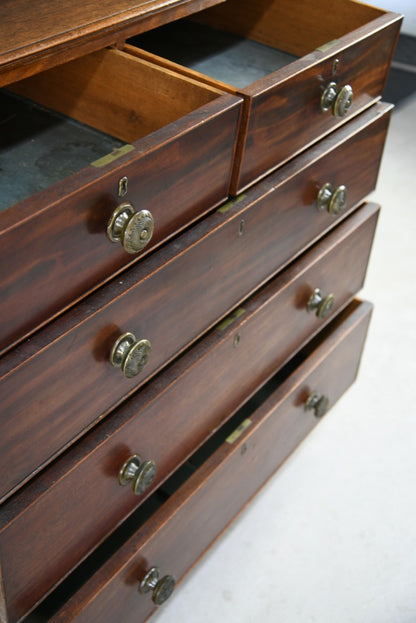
[232, 12, 401, 193]
[0, 201, 379, 621]
[0, 0, 227, 87]
[194, 0, 385, 56]
[0, 105, 388, 502]
[41, 300, 373, 623]
[0, 93, 241, 354]
[10, 48, 223, 143]
[133, 6, 401, 193]
[0, 2, 394, 621]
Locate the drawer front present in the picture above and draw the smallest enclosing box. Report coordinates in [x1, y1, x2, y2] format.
[235, 18, 400, 192]
[40, 300, 373, 623]
[0, 104, 386, 502]
[129, 1, 401, 193]
[0, 203, 379, 621]
[0, 48, 241, 353]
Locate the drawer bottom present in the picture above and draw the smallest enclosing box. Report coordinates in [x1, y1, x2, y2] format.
[27, 300, 372, 623]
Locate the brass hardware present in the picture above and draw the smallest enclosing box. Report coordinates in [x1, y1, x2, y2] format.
[226, 419, 252, 445]
[118, 176, 128, 197]
[307, 288, 335, 319]
[321, 81, 353, 117]
[107, 203, 154, 254]
[305, 392, 330, 418]
[110, 332, 151, 378]
[332, 58, 339, 74]
[316, 183, 347, 215]
[233, 333, 241, 348]
[91, 145, 135, 168]
[119, 454, 156, 495]
[139, 567, 176, 605]
[238, 219, 245, 236]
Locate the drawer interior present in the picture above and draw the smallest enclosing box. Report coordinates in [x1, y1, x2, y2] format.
[1, 48, 223, 211]
[129, 19, 298, 89]
[0, 90, 124, 211]
[127, 0, 385, 91]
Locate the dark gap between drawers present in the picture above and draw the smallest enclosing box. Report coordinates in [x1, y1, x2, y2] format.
[0, 90, 125, 211]
[129, 20, 298, 89]
[25, 300, 360, 622]
[24, 367, 293, 621]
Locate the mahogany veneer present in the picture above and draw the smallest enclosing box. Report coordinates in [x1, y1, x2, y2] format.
[0, 0, 400, 621]
[0, 203, 379, 622]
[0, 106, 387, 501]
[36, 300, 373, 623]
[1, 49, 241, 354]
[129, 0, 401, 193]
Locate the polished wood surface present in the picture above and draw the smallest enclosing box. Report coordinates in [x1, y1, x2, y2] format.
[0, 0, 399, 621]
[233, 13, 401, 193]
[0, 98, 389, 356]
[0, 0, 226, 87]
[10, 48, 224, 143]
[0, 202, 379, 621]
[43, 300, 373, 623]
[194, 0, 384, 55]
[132, 3, 400, 193]
[0, 90, 241, 353]
[0, 106, 384, 501]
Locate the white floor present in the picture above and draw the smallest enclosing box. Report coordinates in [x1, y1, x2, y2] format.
[151, 95, 416, 623]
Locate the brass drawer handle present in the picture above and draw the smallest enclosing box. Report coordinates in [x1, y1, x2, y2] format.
[321, 81, 353, 118]
[119, 454, 157, 495]
[316, 183, 347, 215]
[107, 203, 154, 254]
[110, 332, 151, 378]
[305, 392, 330, 418]
[307, 288, 335, 319]
[139, 567, 176, 605]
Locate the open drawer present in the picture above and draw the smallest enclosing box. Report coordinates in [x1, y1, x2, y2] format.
[0, 47, 241, 353]
[22, 300, 373, 623]
[126, 0, 401, 194]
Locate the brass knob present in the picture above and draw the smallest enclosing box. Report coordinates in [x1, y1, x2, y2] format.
[107, 203, 154, 254]
[139, 567, 176, 605]
[307, 288, 335, 319]
[119, 454, 157, 495]
[316, 183, 347, 215]
[110, 332, 151, 378]
[321, 81, 353, 117]
[305, 392, 330, 418]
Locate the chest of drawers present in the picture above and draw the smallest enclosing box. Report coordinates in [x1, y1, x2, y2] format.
[0, 1, 401, 621]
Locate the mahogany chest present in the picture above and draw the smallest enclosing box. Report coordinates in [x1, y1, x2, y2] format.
[0, 1, 401, 621]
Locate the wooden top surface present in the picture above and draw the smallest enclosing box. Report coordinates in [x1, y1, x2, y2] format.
[0, 0, 224, 85]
